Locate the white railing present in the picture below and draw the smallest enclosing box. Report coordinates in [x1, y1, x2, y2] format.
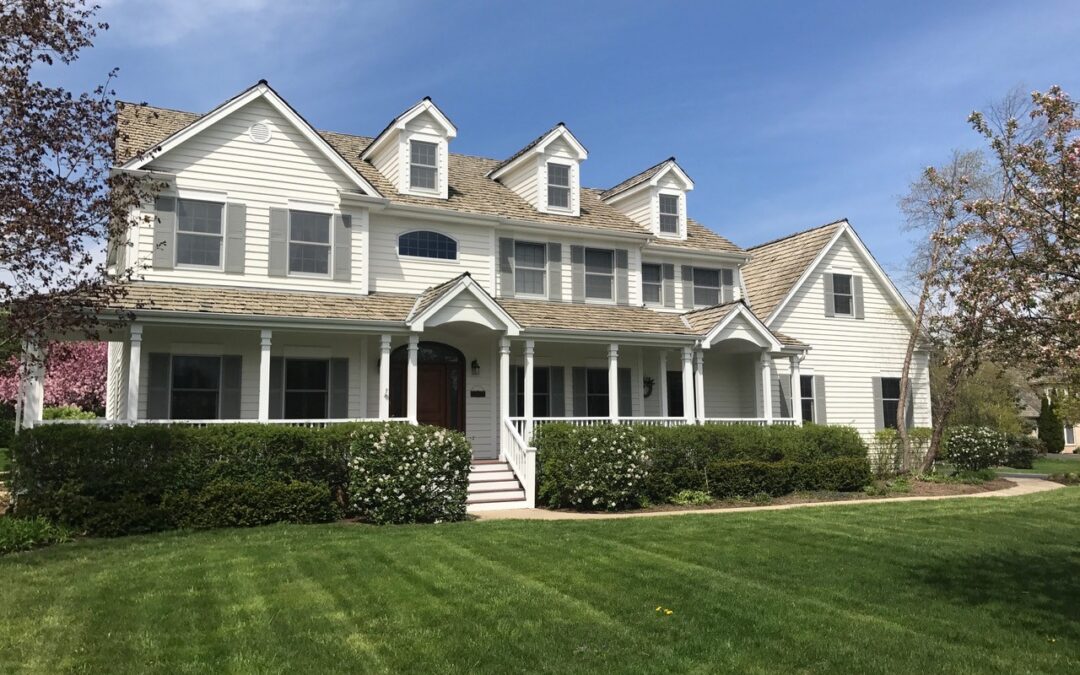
[702, 418, 797, 426]
[507, 415, 792, 443]
[500, 418, 536, 508]
[34, 418, 409, 429]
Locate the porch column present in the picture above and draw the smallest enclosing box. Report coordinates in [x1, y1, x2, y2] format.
[498, 336, 510, 423]
[126, 323, 142, 421]
[378, 334, 391, 419]
[681, 346, 694, 423]
[789, 355, 802, 424]
[258, 329, 272, 421]
[608, 343, 619, 421]
[658, 350, 669, 417]
[523, 339, 535, 438]
[693, 349, 705, 422]
[406, 334, 419, 423]
[18, 341, 45, 429]
[760, 352, 773, 422]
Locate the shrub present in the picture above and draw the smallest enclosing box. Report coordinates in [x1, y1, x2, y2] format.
[0, 516, 70, 555]
[164, 479, 340, 529]
[871, 428, 932, 477]
[709, 461, 795, 498]
[348, 423, 471, 524]
[1002, 434, 1042, 469]
[671, 489, 711, 506]
[1037, 394, 1066, 454]
[536, 424, 649, 510]
[0, 418, 14, 449]
[42, 405, 96, 420]
[943, 426, 1007, 471]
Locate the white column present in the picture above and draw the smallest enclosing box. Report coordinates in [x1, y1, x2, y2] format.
[498, 336, 511, 423]
[658, 350, 669, 417]
[608, 343, 619, 421]
[760, 352, 773, 422]
[258, 329, 272, 421]
[357, 335, 369, 418]
[126, 323, 142, 421]
[681, 346, 694, 423]
[18, 341, 45, 429]
[406, 334, 419, 423]
[694, 349, 705, 422]
[378, 335, 391, 419]
[523, 339, 535, 437]
[789, 355, 802, 424]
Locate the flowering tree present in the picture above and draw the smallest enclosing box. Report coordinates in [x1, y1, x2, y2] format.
[0, 340, 106, 412]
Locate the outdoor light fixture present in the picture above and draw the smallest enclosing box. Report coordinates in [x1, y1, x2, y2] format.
[471, 360, 480, 376]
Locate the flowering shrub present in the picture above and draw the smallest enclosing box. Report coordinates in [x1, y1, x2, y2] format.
[943, 426, 1008, 471]
[348, 423, 471, 524]
[536, 424, 649, 511]
[0, 341, 106, 413]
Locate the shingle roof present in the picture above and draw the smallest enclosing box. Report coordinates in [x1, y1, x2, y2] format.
[486, 123, 566, 176]
[600, 157, 676, 200]
[742, 220, 846, 321]
[681, 302, 740, 333]
[409, 273, 470, 319]
[499, 298, 695, 335]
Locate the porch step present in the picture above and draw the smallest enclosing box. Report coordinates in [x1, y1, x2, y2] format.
[466, 461, 527, 510]
[470, 461, 512, 473]
[468, 470, 516, 483]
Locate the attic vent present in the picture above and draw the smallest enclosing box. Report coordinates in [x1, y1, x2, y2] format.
[248, 122, 271, 144]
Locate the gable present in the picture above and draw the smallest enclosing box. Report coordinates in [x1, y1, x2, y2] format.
[404, 109, 447, 136]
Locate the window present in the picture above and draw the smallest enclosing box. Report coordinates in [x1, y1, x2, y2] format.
[800, 375, 815, 423]
[515, 241, 546, 295]
[284, 359, 329, 419]
[659, 194, 679, 234]
[288, 210, 331, 275]
[547, 163, 571, 210]
[693, 267, 733, 306]
[642, 263, 662, 304]
[171, 355, 220, 419]
[585, 368, 609, 417]
[880, 377, 901, 429]
[585, 248, 614, 300]
[832, 273, 853, 316]
[176, 198, 223, 267]
[666, 370, 683, 417]
[398, 230, 457, 259]
[512, 366, 551, 417]
[410, 140, 438, 190]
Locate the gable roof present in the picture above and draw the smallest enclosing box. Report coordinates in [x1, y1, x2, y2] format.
[407, 273, 521, 335]
[487, 123, 588, 179]
[600, 157, 694, 201]
[741, 220, 846, 322]
[360, 97, 457, 161]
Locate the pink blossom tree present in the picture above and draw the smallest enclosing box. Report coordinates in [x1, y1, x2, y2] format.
[0, 341, 106, 413]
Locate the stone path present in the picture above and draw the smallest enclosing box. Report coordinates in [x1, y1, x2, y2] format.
[474, 476, 1066, 521]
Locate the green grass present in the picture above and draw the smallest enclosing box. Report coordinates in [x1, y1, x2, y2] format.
[2, 491, 1079, 673]
[998, 457, 1080, 474]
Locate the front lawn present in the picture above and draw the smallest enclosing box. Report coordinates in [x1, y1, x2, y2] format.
[998, 457, 1080, 474]
[1, 490, 1078, 673]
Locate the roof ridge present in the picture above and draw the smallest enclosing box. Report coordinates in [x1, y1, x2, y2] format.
[600, 157, 677, 200]
[747, 219, 847, 251]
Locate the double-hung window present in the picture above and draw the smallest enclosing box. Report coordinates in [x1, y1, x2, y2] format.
[547, 163, 571, 210]
[832, 273, 854, 316]
[800, 375, 815, 423]
[584, 248, 614, 301]
[880, 377, 901, 429]
[176, 198, 224, 267]
[410, 140, 438, 191]
[170, 355, 221, 419]
[692, 267, 733, 306]
[642, 263, 662, 305]
[514, 242, 547, 296]
[659, 194, 679, 234]
[284, 358, 329, 419]
[585, 368, 609, 417]
[288, 210, 331, 276]
[512, 366, 551, 417]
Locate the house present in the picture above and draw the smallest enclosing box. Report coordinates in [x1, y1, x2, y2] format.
[17, 81, 933, 510]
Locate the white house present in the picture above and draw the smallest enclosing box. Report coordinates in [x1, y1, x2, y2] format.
[20, 81, 932, 510]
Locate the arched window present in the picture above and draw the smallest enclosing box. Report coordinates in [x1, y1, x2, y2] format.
[398, 230, 457, 260]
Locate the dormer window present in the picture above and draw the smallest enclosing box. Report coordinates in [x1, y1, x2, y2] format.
[361, 98, 457, 200]
[547, 163, 571, 210]
[601, 158, 694, 239]
[410, 140, 438, 191]
[659, 194, 679, 234]
[488, 123, 587, 217]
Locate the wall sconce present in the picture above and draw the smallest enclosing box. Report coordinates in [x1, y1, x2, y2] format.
[471, 359, 480, 376]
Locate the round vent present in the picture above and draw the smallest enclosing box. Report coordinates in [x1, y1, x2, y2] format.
[248, 121, 272, 144]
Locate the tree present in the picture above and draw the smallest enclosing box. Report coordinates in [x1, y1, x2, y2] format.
[931, 361, 1027, 434]
[1037, 394, 1065, 454]
[0, 340, 106, 412]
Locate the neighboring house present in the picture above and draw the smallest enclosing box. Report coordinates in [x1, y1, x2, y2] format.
[17, 81, 932, 509]
[1019, 385, 1079, 454]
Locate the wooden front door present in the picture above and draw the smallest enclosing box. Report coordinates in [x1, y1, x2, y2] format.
[389, 342, 466, 432]
[417, 364, 451, 428]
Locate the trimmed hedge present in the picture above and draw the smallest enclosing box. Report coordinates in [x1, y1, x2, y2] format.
[536, 424, 649, 510]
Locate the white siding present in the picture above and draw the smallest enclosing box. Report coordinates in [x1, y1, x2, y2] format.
[368, 213, 493, 294]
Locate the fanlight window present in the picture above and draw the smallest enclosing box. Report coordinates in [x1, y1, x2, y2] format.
[398, 230, 457, 260]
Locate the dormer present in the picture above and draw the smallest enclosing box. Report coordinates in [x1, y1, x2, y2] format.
[362, 98, 457, 200]
[601, 158, 694, 239]
[487, 124, 588, 217]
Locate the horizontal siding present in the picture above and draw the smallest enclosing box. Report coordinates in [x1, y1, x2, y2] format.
[500, 160, 539, 210]
[369, 213, 492, 294]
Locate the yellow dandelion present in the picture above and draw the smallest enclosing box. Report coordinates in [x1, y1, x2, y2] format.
[665, 610, 673, 615]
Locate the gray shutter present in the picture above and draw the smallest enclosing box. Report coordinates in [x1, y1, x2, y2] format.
[570, 245, 585, 303]
[615, 249, 629, 306]
[225, 203, 246, 274]
[572, 367, 587, 416]
[221, 355, 242, 419]
[499, 237, 515, 298]
[823, 273, 835, 317]
[721, 268, 735, 304]
[778, 373, 791, 418]
[853, 275, 865, 319]
[147, 353, 171, 419]
[618, 368, 632, 416]
[330, 358, 349, 418]
[662, 263, 675, 308]
[814, 375, 827, 424]
[153, 196, 176, 270]
[549, 366, 565, 417]
[333, 214, 351, 282]
[872, 376, 884, 430]
[269, 208, 288, 277]
[269, 356, 284, 419]
[547, 243, 562, 301]
[509, 365, 520, 417]
[681, 265, 695, 309]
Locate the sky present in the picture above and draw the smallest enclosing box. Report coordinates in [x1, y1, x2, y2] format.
[49, 0, 1080, 285]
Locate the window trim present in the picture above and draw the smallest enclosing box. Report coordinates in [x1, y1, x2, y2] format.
[513, 240, 548, 298]
[408, 138, 440, 194]
[283, 357, 331, 420]
[397, 229, 459, 261]
[287, 209, 333, 278]
[1064, 425, 1075, 446]
[831, 272, 855, 317]
[691, 267, 733, 308]
[584, 247, 616, 303]
[880, 375, 902, 430]
[658, 193, 680, 235]
[546, 161, 572, 212]
[174, 196, 225, 271]
[169, 354, 223, 420]
[641, 262, 663, 306]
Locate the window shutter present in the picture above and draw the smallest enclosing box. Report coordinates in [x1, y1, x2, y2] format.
[570, 246, 585, 303]
[681, 265, 695, 309]
[549, 366, 565, 417]
[778, 373, 791, 418]
[618, 368, 632, 416]
[509, 365, 521, 417]
[906, 386, 915, 429]
[662, 264, 675, 307]
[220, 355, 242, 419]
[333, 214, 351, 282]
[147, 353, 171, 419]
[330, 358, 349, 418]
[872, 376, 884, 430]
[853, 275, 865, 319]
[269, 356, 284, 419]
[615, 249, 629, 306]
[547, 243, 562, 301]
[814, 375, 827, 424]
[823, 273, 835, 317]
[153, 196, 176, 271]
[498, 237, 515, 298]
[269, 208, 288, 277]
[722, 268, 735, 304]
[572, 367, 587, 416]
[225, 203, 246, 274]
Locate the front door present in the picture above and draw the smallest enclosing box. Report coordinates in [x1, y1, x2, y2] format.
[389, 342, 466, 433]
[417, 363, 451, 428]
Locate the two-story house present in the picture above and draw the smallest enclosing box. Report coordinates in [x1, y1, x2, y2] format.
[18, 81, 932, 510]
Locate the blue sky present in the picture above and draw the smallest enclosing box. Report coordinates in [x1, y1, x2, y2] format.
[59, 0, 1080, 282]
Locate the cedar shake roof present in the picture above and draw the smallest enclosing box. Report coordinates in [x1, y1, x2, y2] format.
[409, 273, 470, 319]
[499, 298, 695, 335]
[742, 220, 847, 321]
[600, 157, 676, 200]
[115, 103, 740, 254]
[487, 123, 566, 176]
[681, 302, 739, 333]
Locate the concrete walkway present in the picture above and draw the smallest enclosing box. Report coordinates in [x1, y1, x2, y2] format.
[475, 476, 1067, 521]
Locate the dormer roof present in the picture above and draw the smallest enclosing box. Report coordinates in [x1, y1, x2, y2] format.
[487, 123, 588, 179]
[601, 157, 694, 201]
[360, 97, 457, 162]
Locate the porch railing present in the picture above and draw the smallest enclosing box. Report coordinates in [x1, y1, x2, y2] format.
[507, 416, 794, 443]
[702, 418, 797, 426]
[34, 418, 408, 429]
[500, 418, 536, 508]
